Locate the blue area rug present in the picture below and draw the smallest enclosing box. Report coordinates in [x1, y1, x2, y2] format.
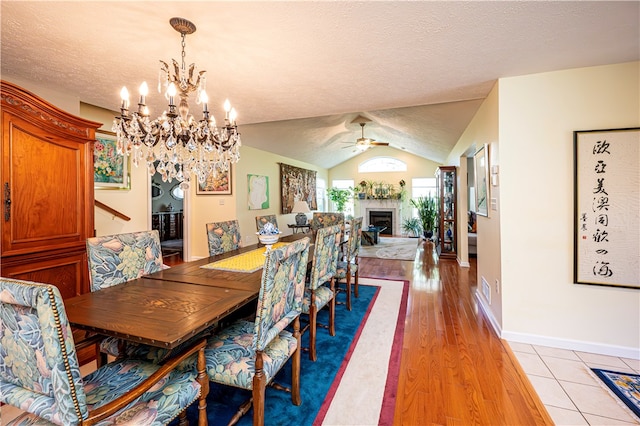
[173, 284, 382, 425]
[591, 368, 640, 419]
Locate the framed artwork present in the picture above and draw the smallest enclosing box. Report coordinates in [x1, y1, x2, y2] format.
[197, 164, 232, 195]
[474, 144, 489, 217]
[574, 127, 639, 289]
[280, 163, 317, 214]
[94, 130, 130, 190]
[248, 174, 269, 210]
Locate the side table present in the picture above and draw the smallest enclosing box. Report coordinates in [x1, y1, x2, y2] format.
[361, 226, 387, 246]
[288, 224, 311, 234]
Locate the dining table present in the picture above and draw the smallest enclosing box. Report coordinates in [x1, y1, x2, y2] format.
[64, 233, 312, 349]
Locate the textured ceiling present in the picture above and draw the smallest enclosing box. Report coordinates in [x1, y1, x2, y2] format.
[2, 1, 638, 168]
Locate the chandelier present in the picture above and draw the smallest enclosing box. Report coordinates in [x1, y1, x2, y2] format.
[112, 17, 240, 189]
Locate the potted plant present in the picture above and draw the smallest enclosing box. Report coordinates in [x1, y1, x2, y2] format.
[402, 217, 422, 237]
[327, 187, 352, 213]
[411, 195, 438, 239]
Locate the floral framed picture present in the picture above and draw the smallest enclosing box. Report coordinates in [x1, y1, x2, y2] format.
[197, 164, 232, 195]
[94, 130, 130, 190]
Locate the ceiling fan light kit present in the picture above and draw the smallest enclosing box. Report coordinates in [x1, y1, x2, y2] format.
[344, 115, 390, 151]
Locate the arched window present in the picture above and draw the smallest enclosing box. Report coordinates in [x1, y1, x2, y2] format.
[358, 157, 407, 173]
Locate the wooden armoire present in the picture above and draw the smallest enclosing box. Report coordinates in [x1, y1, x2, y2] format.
[1, 80, 101, 299]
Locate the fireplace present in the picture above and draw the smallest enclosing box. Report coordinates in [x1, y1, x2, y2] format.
[358, 199, 403, 236]
[369, 211, 393, 235]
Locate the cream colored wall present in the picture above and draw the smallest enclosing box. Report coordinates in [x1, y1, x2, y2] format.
[447, 85, 502, 326]
[206, 146, 327, 258]
[329, 146, 441, 221]
[80, 103, 151, 237]
[500, 62, 639, 354]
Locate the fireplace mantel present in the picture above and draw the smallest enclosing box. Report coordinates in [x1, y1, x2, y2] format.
[357, 199, 403, 236]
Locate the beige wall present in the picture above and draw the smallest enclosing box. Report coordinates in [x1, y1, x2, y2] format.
[499, 61, 639, 355]
[447, 84, 502, 325]
[329, 145, 441, 221]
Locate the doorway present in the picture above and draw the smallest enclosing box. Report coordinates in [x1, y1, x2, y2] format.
[151, 173, 185, 265]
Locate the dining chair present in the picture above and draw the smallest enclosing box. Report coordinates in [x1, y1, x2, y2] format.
[0, 277, 208, 426]
[86, 230, 165, 365]
[309, 212, 345, 234]
[206, 219, 242, 256]
[334, 217, 363, 311]
[255, 214, 278, 232]
[302, 224, 342, 361]
[204, 237, 310, 426]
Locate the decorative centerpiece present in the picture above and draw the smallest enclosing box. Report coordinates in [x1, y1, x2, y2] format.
[256, 222, 281, 253]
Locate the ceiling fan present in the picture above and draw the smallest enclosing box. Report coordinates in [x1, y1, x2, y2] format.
[342, 115, 390, 151]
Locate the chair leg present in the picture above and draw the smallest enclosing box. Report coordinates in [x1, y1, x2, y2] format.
[196, 347, 209, 426]
[178, 411, 188, 426]
[329, 278, 336, 336]
[354, 267, 359, 299]
[292, 317, 302, 406]
[346, 270, 352, 311]
[309, 301, 317, 361]
[252, 351, 266, 426]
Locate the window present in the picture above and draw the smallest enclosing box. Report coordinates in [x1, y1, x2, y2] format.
[316, 178, 326, 212]
[358, 157, 407, 173]
[411, 177, 437, 217]
[331, 179, 354, 217]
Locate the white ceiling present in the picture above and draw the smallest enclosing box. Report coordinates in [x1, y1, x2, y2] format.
[2, 1, 638, 169]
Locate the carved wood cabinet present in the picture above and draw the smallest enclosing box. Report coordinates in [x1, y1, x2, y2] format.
[1, 80, 101, 298]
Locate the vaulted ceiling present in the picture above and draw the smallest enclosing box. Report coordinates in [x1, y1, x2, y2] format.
[2, 1, 638, 169]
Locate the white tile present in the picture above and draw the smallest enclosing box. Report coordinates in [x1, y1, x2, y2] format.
[560, 380, 639, 423]
[575, 352, 631, 369]
[528, 374, 576, 410]
[621, 357, 640, 373]
[582, 413, 640, 425]
[508, 341, 536, 354]
[513, 351, 554, 378]
[543, 356, 597, 385]
[545, 406, 588, 425]
[533, 345, 582, 361]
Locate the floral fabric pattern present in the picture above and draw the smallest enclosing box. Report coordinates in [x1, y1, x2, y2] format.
[1, 278, 202, 426]
[308, 225, 342, 291]
[310, 212, 344, 233]
[206, 220, 242, 256]
[301, 286, 334, 313]
[87, 230, 164, 292]
[255, 214, 278, 232]
[204, 238, 310, 389]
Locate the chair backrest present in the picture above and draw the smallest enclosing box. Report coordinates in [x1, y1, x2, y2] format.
[0, 278, 88, 425]
[86, 230, 164, 292]
[309, 224, 342, 291]
[346, 217, 363, 261]
[253, 238, 310, 351]
[255, 214, 278, 232]
[206, 220, 242, 256]
[310, 212, 345, 232]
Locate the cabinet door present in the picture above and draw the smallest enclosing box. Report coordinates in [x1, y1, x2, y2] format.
[1, 111, 92, 257]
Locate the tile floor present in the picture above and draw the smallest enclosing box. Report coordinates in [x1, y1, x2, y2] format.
[508, 341, 640, 425]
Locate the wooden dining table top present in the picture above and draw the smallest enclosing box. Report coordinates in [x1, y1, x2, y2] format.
[64, 233, 313, 349]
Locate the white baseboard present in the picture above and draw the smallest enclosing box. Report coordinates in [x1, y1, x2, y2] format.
[475, 290, 502, 337]
[457, 258, 470, 268]
[502, 331, 640, 360]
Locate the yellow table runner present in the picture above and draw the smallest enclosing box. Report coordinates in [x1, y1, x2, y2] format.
[200, 242, 289, 273]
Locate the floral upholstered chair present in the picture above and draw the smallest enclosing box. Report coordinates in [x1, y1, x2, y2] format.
[310, 212, 345, 235]
[0, 277, 208, 426]
[86, 230, 165, 363]
[334, 217, 363, 311]
[255, 214, 278, 232]
[206, 219, 242, 256]
[302, 224, 342, 361]
[204, 238, 310, 426]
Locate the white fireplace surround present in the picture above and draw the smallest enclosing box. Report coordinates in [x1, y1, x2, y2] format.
[358, 199, 403, 236]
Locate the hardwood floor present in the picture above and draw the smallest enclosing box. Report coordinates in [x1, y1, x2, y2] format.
[359, 239, 554, 425]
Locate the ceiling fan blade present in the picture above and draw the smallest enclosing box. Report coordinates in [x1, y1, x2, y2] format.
[370, 141, 390, 146]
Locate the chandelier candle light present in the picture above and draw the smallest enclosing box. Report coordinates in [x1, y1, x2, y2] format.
[113, 17, 241, 189]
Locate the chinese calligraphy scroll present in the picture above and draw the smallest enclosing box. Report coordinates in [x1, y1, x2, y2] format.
[574, 127, 640, 288]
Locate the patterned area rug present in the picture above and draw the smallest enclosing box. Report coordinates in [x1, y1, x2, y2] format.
[359, 237, 420, 261]
[591, 368, 640, 419]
